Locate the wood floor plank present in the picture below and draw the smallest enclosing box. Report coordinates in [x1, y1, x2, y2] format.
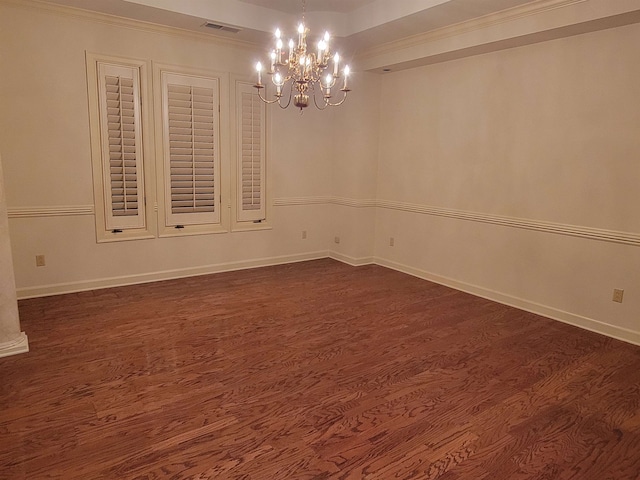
[1, 259, 639, 479]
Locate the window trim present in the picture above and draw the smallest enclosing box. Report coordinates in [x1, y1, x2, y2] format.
[153, 63, 230, 237]
[86, 52, 156, 243]
[230, 76, 271, 232]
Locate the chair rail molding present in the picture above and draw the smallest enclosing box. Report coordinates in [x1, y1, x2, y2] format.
[273, 196, 640, 247]
[7, 205, 95, 218]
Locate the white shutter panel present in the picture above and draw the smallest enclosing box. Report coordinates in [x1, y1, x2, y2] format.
[97, 63, 145, 230]
[162, 72, 220, 227]
[237, 83, 266, 222]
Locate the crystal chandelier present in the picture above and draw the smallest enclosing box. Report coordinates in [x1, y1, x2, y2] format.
[254, 0, 350, 111]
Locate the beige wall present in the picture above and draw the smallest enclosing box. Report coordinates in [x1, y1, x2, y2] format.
[0, 1, 638, 345]
[0, 2, 336, 297]
[329, 72, 381, 263]
[374, 23, 640, 342]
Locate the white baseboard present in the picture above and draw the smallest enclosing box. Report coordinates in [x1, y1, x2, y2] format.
[16, 251, 329, 299]
[375, 257, 640, 347]
[328, 251, 375, 267]
[0, 332, 29, 358]
[15, 252, 640, 347]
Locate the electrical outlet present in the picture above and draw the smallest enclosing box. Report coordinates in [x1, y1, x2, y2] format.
[35, 255, 46, 267]
[389, 237, 395, 247]
[612, 289, 624, 303]
[334, 236, 340, 244]
[302, 230, 307, 239]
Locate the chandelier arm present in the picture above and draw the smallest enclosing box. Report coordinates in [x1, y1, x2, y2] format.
[255, 87, 285, 105]
[277, 85, 294, 109]
[310, 83, 349, 109]
[312, 88, 336, 110]
[311, 87, 330, 110]
[323, 90, 350, 107]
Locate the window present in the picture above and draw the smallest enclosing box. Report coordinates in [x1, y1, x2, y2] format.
[88, 57, 262, 241]
[86, 53, 155, 242]
[155, 66, 229, 236]
[232, 80, 268, 230]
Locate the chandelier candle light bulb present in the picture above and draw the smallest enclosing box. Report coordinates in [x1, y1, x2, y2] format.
[256, 61, 262, 85]
[253, 14, 351, 111]
[269, 51, 276, 72]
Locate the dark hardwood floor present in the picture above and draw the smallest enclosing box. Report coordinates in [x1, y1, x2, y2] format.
[1, 259, 639, 479]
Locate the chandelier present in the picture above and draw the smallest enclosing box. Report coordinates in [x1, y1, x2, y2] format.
[254, 1, 350, 111]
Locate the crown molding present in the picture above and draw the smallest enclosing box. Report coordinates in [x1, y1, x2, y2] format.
[0, 0, 257, 51]
[355, 0, 640, 72]
[356, 0, 587, 63]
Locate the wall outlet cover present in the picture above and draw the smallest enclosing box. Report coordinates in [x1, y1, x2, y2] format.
[612, 289, 624, 303]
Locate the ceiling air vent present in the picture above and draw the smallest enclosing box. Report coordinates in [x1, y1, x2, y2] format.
[203, 21, 242, 34]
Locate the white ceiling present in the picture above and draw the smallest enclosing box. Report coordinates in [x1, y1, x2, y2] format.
[237, 0, 379, 14]
[37, 0, 540, 55]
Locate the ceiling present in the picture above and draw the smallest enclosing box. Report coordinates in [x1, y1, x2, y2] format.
[237, 0, 379, 14]
[37, 0, 540, 55]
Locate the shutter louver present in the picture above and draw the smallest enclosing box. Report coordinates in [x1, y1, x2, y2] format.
[98, 63, 145, 230]
[107, 76, 138, 217]
[168, 85, 215, 214]
[237, 84, 266, 222]
[162, 73, 220, 226]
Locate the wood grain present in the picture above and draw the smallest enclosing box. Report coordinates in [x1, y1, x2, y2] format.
[1, 259, 639, 479]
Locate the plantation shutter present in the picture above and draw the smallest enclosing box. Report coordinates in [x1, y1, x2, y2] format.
[237, 83, 266, 222]
[97, 63, 145, 230]
[161, 72, 220, 227]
